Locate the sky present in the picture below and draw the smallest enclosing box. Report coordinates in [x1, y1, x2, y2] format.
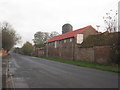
[0, 0, 119, 47]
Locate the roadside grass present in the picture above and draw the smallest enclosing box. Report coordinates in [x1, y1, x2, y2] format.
[37, 56, 120, 73]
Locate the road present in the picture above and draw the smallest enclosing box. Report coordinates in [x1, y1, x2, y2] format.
[10, 53, 118, 88]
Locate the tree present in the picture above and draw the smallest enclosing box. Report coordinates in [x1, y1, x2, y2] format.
[49, 31, 59, 38]
[33, 31, 59, 48]
[33, 32, 49, 45]
[14, 47, 22, 54]
[0, 22, 21, 51]
[103, 10, 118, 32]
[33, 32, 50, 47]
[21, 41, 33, 55]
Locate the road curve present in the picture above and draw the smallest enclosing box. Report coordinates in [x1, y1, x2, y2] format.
[10, 53, 118, 88]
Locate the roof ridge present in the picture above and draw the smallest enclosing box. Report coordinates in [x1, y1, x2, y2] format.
[74, 25, 91, 31]
[59, 25, 90, 35]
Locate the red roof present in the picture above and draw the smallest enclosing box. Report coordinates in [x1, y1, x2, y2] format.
[46, 25, 97, 43]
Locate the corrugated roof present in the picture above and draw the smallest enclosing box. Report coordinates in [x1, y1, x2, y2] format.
[46, 25, 97, 43]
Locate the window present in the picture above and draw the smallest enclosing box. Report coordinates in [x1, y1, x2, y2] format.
[55, 41, 57, 48]
[70, 38, 72, 42]
[77, 34, 83, 44]
[64, 39, 66, 43]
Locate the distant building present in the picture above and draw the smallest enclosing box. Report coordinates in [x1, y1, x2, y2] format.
[45, 25, 99, 60]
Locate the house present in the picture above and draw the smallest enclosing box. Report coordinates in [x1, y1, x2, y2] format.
[45, 25, 99, 60]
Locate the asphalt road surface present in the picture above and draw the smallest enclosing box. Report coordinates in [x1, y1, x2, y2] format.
[10, 53, 118, 88]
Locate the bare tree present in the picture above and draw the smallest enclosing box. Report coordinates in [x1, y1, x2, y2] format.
[0, 22, 21, 51]
[103, 10, 118, 32]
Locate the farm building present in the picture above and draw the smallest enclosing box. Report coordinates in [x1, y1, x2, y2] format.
[44, 25, 99, 60]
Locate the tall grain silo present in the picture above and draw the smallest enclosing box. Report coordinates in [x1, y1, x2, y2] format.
[62, 23, 73, 34]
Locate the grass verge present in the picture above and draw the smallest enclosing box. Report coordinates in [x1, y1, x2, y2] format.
[38, 56, 120, 73]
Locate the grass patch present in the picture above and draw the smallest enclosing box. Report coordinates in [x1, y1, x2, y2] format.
[38, 56, 120, 73]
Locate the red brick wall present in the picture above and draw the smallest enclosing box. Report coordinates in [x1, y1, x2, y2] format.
[94, 46, 112, 64]
[82, 26, 98, 40]
[38, 49, 44, 56]
[45, 43, 112, 64]
[33, 48, 45, 57]
[46, 38, 75, 60]
[75, 47, 94, 62]
[75, 46, 112, 64]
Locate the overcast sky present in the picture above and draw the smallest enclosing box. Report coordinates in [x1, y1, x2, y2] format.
[0, 0, 119, 47]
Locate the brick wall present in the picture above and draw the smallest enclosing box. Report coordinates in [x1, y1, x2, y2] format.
[38, 49, 44, 57]
[33, 47, 44, 57]
[94, 46, 112, 64]
[45, 45, 113, 64]
[46, 38, 75, 60]
[75, 47, 94, 62]
[82, 26, 98, 40]
[75, 46, 112, 64]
